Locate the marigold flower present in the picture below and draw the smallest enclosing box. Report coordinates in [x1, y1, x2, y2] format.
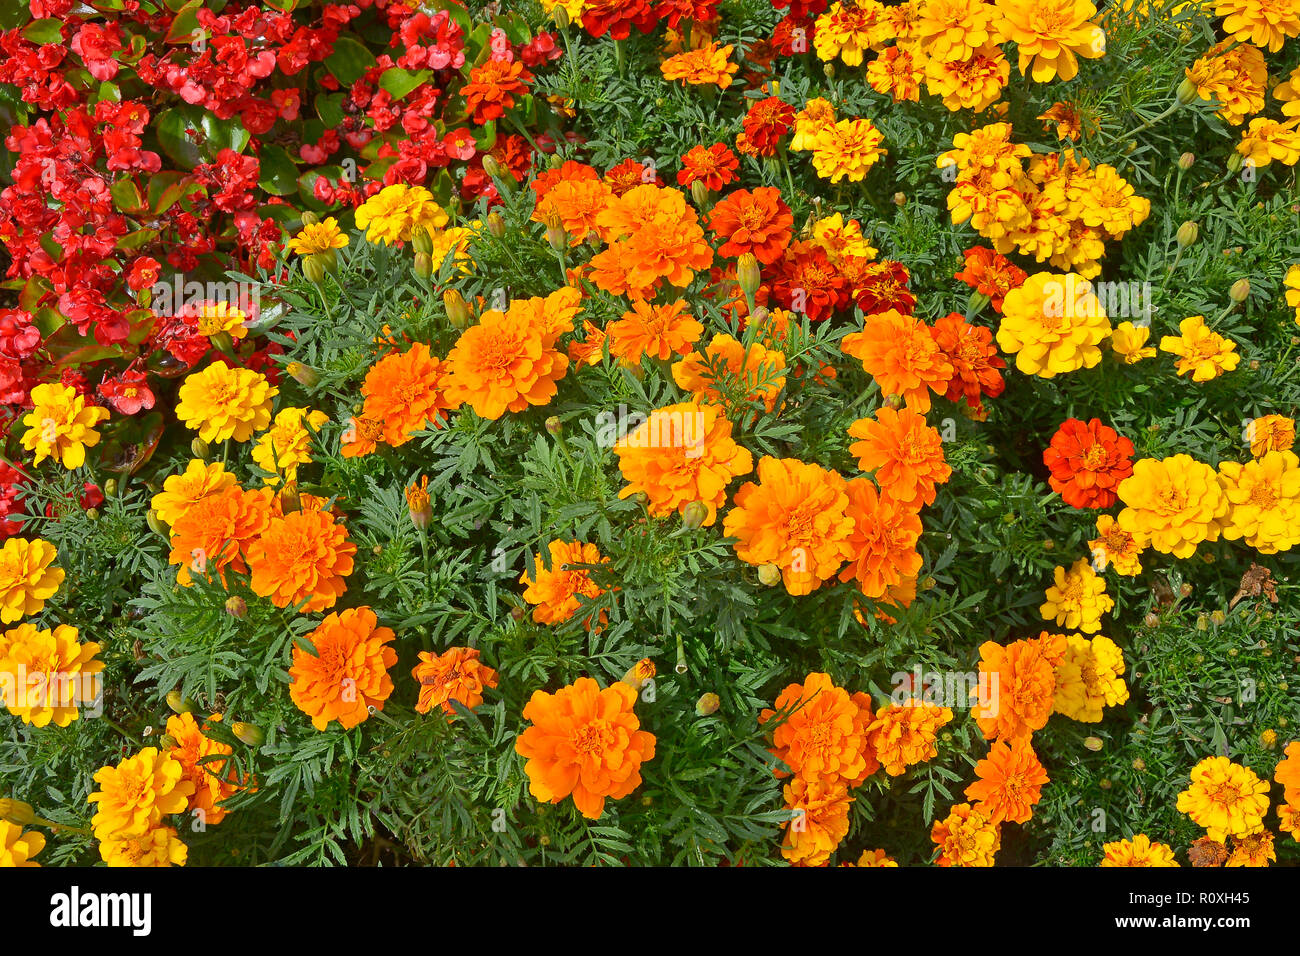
[842, 311, 952, 414]
[1109, 320, 1156, 363]
[99, 827, 188, 867]
[354, 184, 449, 246]
[846, 848, 899, 866]
[924, 45, 1010, 112]
[151, 460, 237, 528]
[608, 299, 703, 363]
[0, 537, 64, 624]
[613, 402, 753, 526]
[591, 184, 713, 296]
[965, 738, 1048, 824]
[1275, 742, 1300, 804]
[1215, 0, 1300, 53]
[167, 485, 273, 588]
[1160, 316, 1239, 382]
[760, 673, 879, 787]
[287, 217, 348, 256]
[1100, 834, 1179, 867]
[520, 539, 610, 628]
[660, 40, 738, 88]
[954, 246, 1027, 311]
[931, 802, 1000, 866]
[813, 0, 889, 65]
[515, 676, 656, 819]
[708, 187, 794, 265]
[1218, 451, 1300, 554]
[1117, 454, 1229, 558]
[995, 0, 1105, 82]
[845, 259, 915, 316]
[0, 819, 44, 866]
[1246, 414, 1295, 458]
[1043, 418, 1134, 509]
[676, 143, 741, 191]
[810, 213, 876, 262]
[162, 713, 243, 825]
[838, 478, 923, 598]
[781, 778, 853, 867]
[866, 46, 923, 102]
[412, 646, 499, 717]
[462, 58, 533, 124]
[737, 96, 797, 157]
[289, 606, 396, 731]
[443, 309, 568, 420]
[1089, 514, 1145, 576]
[0, 622, 102, 727]
[931, 312, 1006, 408]
[723, 456, 855, 595]
[973, 633, 1066, 741]
[868, 698, 953, 776]
[20, 382, 110, 469]
[769, 240, 851, 321]
[1184, 42, 1266, 126]
[847, 406, 951, 510]
[535, 177, 613, 245]
[88, 747, 195, 841]
[248, 508, 355, 613]
[359, 343, 451, 445]
[1227, 829, 1275, 867]
[1040, 558, 1114, 633]
[175, 361, 276, 444]
[1053, 634, 1128, 723]
[251, 407, 329, 486]
[672, 333, 787, 412]
[1177, 756, 1270, 841]
[810, 118, 886, 183]
[997, 272, 1111, 378]
[915, 0, 1002, 60]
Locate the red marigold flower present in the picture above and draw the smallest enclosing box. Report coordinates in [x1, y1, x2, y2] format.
[677, 143, 740, 192]
[581, 0, 659, 40]
[844, 258, 916, 316]
[605, 156, 661, 196]
[737, 96, 796, 157]
[954, 246, 1028, 312]
[931, 312, 1006, 409]
[708, 187, 794, 265]
[769, 240, 851, 321]
[1043, 418, 1136, 509]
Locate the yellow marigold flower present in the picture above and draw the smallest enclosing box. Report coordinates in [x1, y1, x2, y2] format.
[1067, 163, 1150, 237]
[1099, 834, 1179, 866]
[20, 382, 110, 469]
[88, 747, 195, 842]
[1287, 263, 1300, 324]
[1176, 756, 1269, 842]
[914, 0, 1002, 60]
[1117, 454, 1228, 558]
[811, 213, 876, 261]
[1040, 558, 1114, 633]
[176, 360, 277, 443]
[100, 826, 188, 867]
[1053, 634, 1128, 722]
[810, 118, 886, 183]
[0, 537, 64, 624]
[1184, 42, 1266, 126]
[354, 183, 448, 245]
[923, 45, 1010, 112]
[1277, 65, 1300, 119]
[866, 46, 923, 103]
[1109, 321, 1156, 363]
[1159, 315, 1239, 382]
[250, 407, 330, 486]
[931, 802, 1000, 866]
[0, 622, 102, 727]
[428, 224, 479, 274]
[814, 0, 889, 66]
[1089, 513, 1145, 576]
[660, 41, 738, 89]
[868, 698, 953, 776]
[790, 98, 837, 152]
[0, 819, 45, 866]
[781, 777, 853, 866]
[1215, 0, 1300, 53]
[287, 217, 348, 256]
[846, 848, 899, 866]
[1226, 829, 1275, 867]
[193, 302, 248, 340]
[997, 272, 1111, 377]
[151, 460, 237, 527]
[1236, 118, 1300, 169]
[1247, 414, 1295, 458]
[1217, 451, 1300, 554]
[995, 0, 1106, 82]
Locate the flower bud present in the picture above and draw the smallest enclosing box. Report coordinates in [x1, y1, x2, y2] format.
[681, 500, 708, 530]
[166, 690, 195, 714]
[0, 798, 36, 826]
[1176, 221, 1199, 247]
[695, 692, 721, 716]
[482, 154, 503, 180]
[689, 180, 710, 208]
[551, 4, 570, 29]
[104, 478, 118, 497]
[279, 481, 301, 514]
[411, 225, 434, 256]
[1229, 278, 1250, 303]
[286, 361, 320, 388]
[486, 210, 506, 239]
[1083, 736, 1103, 751]
[893, 192, 906, 207]
[736, 252, 761, 301]
[1175, 77, 1197, 106]
[509, 605, 526, 622]
[823, 62, 834, 79]
[544, 415, 562, 436]
[443, 288, 472, 329]
[967, 290, 991, 314]
[146, 509, 167, 536]
[757, 563, 781, 587]
[191, 437, 210, 460]
[1226, 152, 1243, 174]
[544, 213, 566, 253]
[406, 477, 432, 529]
[1178, 152, 1195, 170]
[302, 253, 327, 285]
[231, 721, 264, 746]
[413, 251, 433, 279]
[225, 596, 248, 619]
[159, 734, 179, 750]
[300, 211, 320, 226]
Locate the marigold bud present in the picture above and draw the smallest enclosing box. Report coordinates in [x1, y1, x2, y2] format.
[481, 155, 503, 179]
[1261, 729, 1278, 749]
[1176, 221, 1199, 247]
[1175, 77, 1197, 105]
[1229, 278, 1250, 303]
[544, 415, 562, 436]
[411, 225, 434, 256]
[302, 253, 327, 285]
[681, 500, 708, 530]
[191, 437, 210, 460]
[689, 180, 710, 208]
[510, 605, 526, 622]
[736, 252, 761, 300]
[893, 192, 906, 207]
[544, 213, 567, 253]
[104, 479, 117, 497]
[443, 288, 471, 329]
[279, 481, 301, 514]
[1132, 758, 1146, 771]
[159, 734, 179, 750]
[0, 798, 36, 826]
[166, 690, 194, 714]
[1083, 736, 1103, 751]
[231, 721, 264, 746]
[486, 210, 506, 239]
[1226, 152, 1243, 174]
[146, 509, 167, 536]
[695, 692, 721, 716]
[225, 596, 248, 619]
[757, 563, 781, 586]
[300, 211, 320, 226]
[413, 251, 433, 279]
[1178, 152, 1195, 170]
[967, 290, 991, 314]
[551, 4, 570, 29]
[286, 361, 320, 388]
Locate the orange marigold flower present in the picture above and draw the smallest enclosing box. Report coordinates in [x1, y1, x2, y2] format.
[838, 478, 923, 598]
[520, 539, 611, 628]
[1227, 829, 1276, 867]
[847, 406, 952, 510]
[724, 456, 856, 595]
[515, 676, 656, 819]
[931, 312, 1006, 408]
[462, 59, 532, 124]
[760, 673, 879, 787]
[359, 343, 451, 447]
[167, 485, 273, 588]
[608, 299, 703, 363]
[868, 698, 954, 776]
[842, 311, 953, 414]
[591, 184, 713, 297]
[412, 646, 499, 717]
[931, 802, 1001, 866]
[613, 401, 753, 526]
[954, 246, 1027, 311]
[973, 632, 1067, 742]
[443, 308, 569, 420]
[677, 143, 740, 191]
[162, 713, 243, 825]
[672, 333, 787, 413]
[340, 415, 384, 458]
[1276, 741, 1300, 805]
[533, 177, 614, 245]
[1043, 417, 1135, 509]
[845, 847, 899, 866]
[867, 45, 923, 102]
[289, 606, 396, 731]
[781, 778, 853, 866]
[844, 258, 915, 316]
[708, 187, 794, 265]
[248, 508, 355, 613]
[1089, 513, 1145, 576]
[965, 738, 1049, 824]
[567, 320, 608, 367]
[660, 40, 739, 88]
